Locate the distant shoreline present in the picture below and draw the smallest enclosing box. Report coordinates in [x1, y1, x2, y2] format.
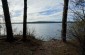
[0, 21, 75, 24]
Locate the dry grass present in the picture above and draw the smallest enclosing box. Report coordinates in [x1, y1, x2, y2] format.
[0, 36, 79, 55]
[0, 35, 42, 55]
[33, 40, 79, 55]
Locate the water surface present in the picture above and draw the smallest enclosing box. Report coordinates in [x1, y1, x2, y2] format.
[0, 23, 62, 40]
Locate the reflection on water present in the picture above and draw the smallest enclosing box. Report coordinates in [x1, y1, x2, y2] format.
[0, 23, 62, 40]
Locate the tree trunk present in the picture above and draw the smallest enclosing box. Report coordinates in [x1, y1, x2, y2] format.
[1, 0, 14, 42]
[23, 0, 27, 41]
[62, 0, 69, 42]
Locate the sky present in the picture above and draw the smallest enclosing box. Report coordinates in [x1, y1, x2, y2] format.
[0, 0, 73, 22]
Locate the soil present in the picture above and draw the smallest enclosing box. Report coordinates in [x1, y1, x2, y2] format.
[0, 39, 79, 55]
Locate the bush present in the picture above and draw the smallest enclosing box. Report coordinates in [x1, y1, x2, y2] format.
[68, 18, 85, 55]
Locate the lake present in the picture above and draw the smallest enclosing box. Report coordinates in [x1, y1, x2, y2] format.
[0, 23, 63, 40]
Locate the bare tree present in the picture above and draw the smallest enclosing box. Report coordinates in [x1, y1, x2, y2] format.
[68, 0, 85, 55]
[62, 0, 69, 42]
[22, 0, 27, 41]
[1, 0, 14, 42]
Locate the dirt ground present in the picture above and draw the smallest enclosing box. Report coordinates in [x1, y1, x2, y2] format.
[0, 39, 79, 55]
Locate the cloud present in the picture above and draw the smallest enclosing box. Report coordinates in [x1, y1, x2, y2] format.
[0, 0, 65, 22]
[37, 9, 59, 16]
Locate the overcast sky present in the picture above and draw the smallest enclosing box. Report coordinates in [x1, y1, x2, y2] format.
[0, 0, 73, 22]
